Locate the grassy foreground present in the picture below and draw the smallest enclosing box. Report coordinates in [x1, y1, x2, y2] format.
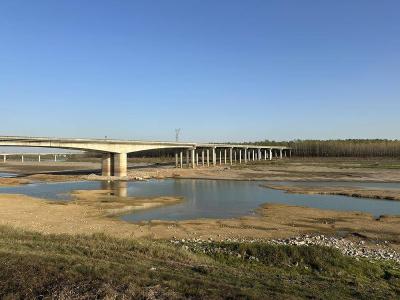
[0, 226, 399, 299]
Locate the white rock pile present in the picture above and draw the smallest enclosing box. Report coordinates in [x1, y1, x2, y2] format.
[171, 235, 400, 264]
[268, 235, 400, 264]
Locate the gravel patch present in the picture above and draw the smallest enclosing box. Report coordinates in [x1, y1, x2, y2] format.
[171, 234, 400, 264]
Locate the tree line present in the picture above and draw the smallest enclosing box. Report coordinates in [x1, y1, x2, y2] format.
[251, 139, 400, 157]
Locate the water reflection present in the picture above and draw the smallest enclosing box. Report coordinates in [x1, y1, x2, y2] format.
[101, 181, 128, 197]
[0, 179, 400, 220]
[0, 172, 16, 178]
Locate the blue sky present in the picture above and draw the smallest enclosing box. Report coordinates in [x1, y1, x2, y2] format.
[0, 0, 399, 142]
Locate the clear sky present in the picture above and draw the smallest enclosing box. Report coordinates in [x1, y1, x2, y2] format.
[1, 0, 399, 142]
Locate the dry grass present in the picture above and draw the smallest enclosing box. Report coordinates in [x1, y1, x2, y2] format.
[0, 225, 399, 299]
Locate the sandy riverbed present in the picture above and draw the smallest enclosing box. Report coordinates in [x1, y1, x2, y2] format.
[1, 191, 399, 249]
[1, 158, 400, 249]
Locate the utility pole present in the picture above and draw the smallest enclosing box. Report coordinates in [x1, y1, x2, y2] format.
[175, 128, 181, 142]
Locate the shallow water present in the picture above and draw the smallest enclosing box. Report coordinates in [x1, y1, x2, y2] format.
[0, 181, 102, 200]
[0, 172, 16, 178]
[269, 181, 400, 190]
[119, 180, 400, 221]
[0, 179, 399, 220]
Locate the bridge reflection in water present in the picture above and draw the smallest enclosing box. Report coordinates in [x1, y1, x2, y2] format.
[101, 181, 128, 197]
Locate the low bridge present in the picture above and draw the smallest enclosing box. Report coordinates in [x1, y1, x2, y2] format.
[0, 136, 291, 177]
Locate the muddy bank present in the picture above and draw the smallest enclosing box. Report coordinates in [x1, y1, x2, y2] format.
[1, 193, 400, 250]
[263, 184, 400, 201]
[70, 189, 183, 217]
[124, 163, 400, 182]
[0, 177, 31, 186]
[3, 157, 400, 185]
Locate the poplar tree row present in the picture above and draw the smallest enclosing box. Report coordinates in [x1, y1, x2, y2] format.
[251, 139, 400, 157]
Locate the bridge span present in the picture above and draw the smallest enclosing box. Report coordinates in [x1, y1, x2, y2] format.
[0, 136, 291, 177]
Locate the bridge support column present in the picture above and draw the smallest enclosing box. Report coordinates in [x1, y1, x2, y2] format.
[280, 149, 283, 159]
[191, 149, 196, 169]
[3, 155, 6, 163]
[102, 153, 112, 176]
[212, 148, 216, 166]
[224, 149, 227, 165]
[269, 149, 272, 160]
[113, 153, 127, 177]
[186, 150, 190, 168]
[175, 153, 179, 168]
[21, 155, 24, 163]
[219, 150, 222, 165]
[239, 149, 242, 164]
[207, 149, 210, 167]
[244, 149, 247, 164]
[180, 151, 183, 168]
[234, 149, 237, 164]
[38, 154, 41, 162]
[202, 150, 205, 166]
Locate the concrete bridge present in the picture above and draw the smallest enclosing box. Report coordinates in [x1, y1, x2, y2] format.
[0, 136, 291, 177]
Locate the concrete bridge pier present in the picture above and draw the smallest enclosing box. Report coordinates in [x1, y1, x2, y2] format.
[102, 153, 112, 176]
[224, 149, 227, 165]
[102, 153, 127, 177]
[212, 148, 216, 166]
[191, 149, 196, 169]
[113, 153, 127, 177]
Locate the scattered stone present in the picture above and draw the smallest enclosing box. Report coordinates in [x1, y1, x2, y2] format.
[169, 234, 400, 264]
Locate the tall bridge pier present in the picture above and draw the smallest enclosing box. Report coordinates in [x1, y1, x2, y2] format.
[101, 153, 127, 177]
